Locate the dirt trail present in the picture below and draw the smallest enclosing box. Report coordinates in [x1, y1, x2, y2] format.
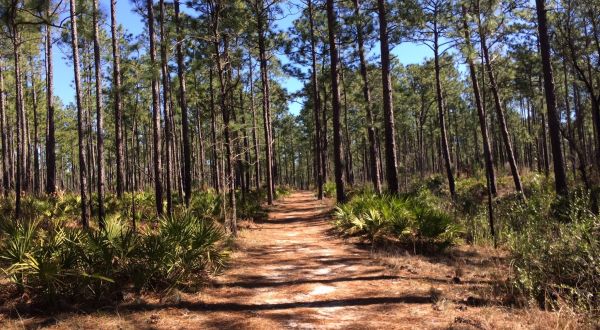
[10, 191, 569, 329]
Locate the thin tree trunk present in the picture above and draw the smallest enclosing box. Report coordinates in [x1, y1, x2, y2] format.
[353, 0, 381, 194]
[256, 2, 275, 204]
[377, 0, 399, 194]
[93, 0, 106, 227]
[433, 22, 456, 197]
[209, 68, 221, 192]
[326, 0, 346, 203]
[535, 0, 568, 195]
[159, 0, 173, 215]
[147, 0, 164, 216]
[308, 0, 324, 199]
[249, 57, 260, 190]
[30, 66, 40, 196]
[477, 4, 523, 193]
[110, 0, 125, 199]
[462, 6, 496, 195]
[69, 0, 90, 228]
[175, 0, 192, 206]
[0, 63, 8, 196]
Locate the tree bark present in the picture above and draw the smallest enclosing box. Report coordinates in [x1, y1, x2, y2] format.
[462, 6, 496, 195]
[93, 0, 106, 227]
[377, 0, 399, 194]
[249, 57, 261, 190]
[477, 4, 523, 193]
[326, 0, 346, 203]
[352, 0, 381, 194]
[256, 1, 275, 204]
[147, 0, 164, 216]
[535, 0, 568, 195]
[433, 20, 456, 197]
[307, 0, 324, 199]
[175, 0, 192, 206]
[69, 0, 90, 228]
[159, 0, 173, 215]
[110, 0, 125, 199]
[0, 63, 8, 196]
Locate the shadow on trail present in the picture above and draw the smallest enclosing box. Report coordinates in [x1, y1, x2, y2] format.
[124, 295, 433, 312]
[215, 275, 400, 289]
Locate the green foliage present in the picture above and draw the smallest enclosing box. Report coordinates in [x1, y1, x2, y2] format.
[236, 189, 267, 221]
[190, 190, 222, 219]
[507, 191, 600, 313]
[0, 207, 228, 301]
[333, 192, 462, 250]
[323, 182, 336, 198]
[275, 185, 292, 198]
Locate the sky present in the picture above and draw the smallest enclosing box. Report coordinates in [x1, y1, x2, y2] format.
[52, 0, 432, 115]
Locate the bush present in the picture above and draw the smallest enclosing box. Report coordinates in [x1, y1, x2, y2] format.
[323, 182, 336, 198]
[0, 210, 228, 301]
[276, 185, 292, 198]
[236, 189, 267, 221]
[507, 191, 600, 313]
[190, 190, 222, 219]
[333, 192, 462, 250]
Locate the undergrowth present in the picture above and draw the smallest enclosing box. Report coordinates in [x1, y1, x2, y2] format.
[0, 188, 270, 304]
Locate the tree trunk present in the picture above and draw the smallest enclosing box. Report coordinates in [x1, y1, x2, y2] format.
[0, 63, 8, 196]
[256, 3, 275, 204]
[353, 0, 381, 194]
[209, 68, 221, 192]
[69, 0, 90, 228]
[477, 5, 523, 193]
[433, 23, 456, 197]
[30, 66, 40, 196]
[110, 0, 125, 199]
[159, 0, 173, 215]
[326, 0, 346, 203]
[308, 0, 324, 199]
[45, 12, 57, 195]
[175, 0, 192, 206]
[462, 6, 496, 195]
[93, 0, 106, 227]
[377, 0, 399, 194]
[535, 0, 568, 195]
[249, 57, 261, 190]
[147, 0, 164, 216]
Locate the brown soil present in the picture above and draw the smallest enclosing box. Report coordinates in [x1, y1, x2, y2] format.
[0, 191, 584, 329]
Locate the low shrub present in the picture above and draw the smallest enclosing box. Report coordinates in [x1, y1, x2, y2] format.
[276, 185, 292, 198]
[333, 192, 462, 250]
[237, 189, 267, 221]
[323, 182, 336, 198]
[507, 190, 600, 313]
[0, 210, 228, 302]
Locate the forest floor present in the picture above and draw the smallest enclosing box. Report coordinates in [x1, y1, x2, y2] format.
[1, 191, 583, 329]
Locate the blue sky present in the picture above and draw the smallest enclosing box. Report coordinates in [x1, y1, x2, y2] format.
[53, 0, 432, 115]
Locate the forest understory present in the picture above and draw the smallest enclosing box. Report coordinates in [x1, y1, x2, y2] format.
[0, 190, 590, 330]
